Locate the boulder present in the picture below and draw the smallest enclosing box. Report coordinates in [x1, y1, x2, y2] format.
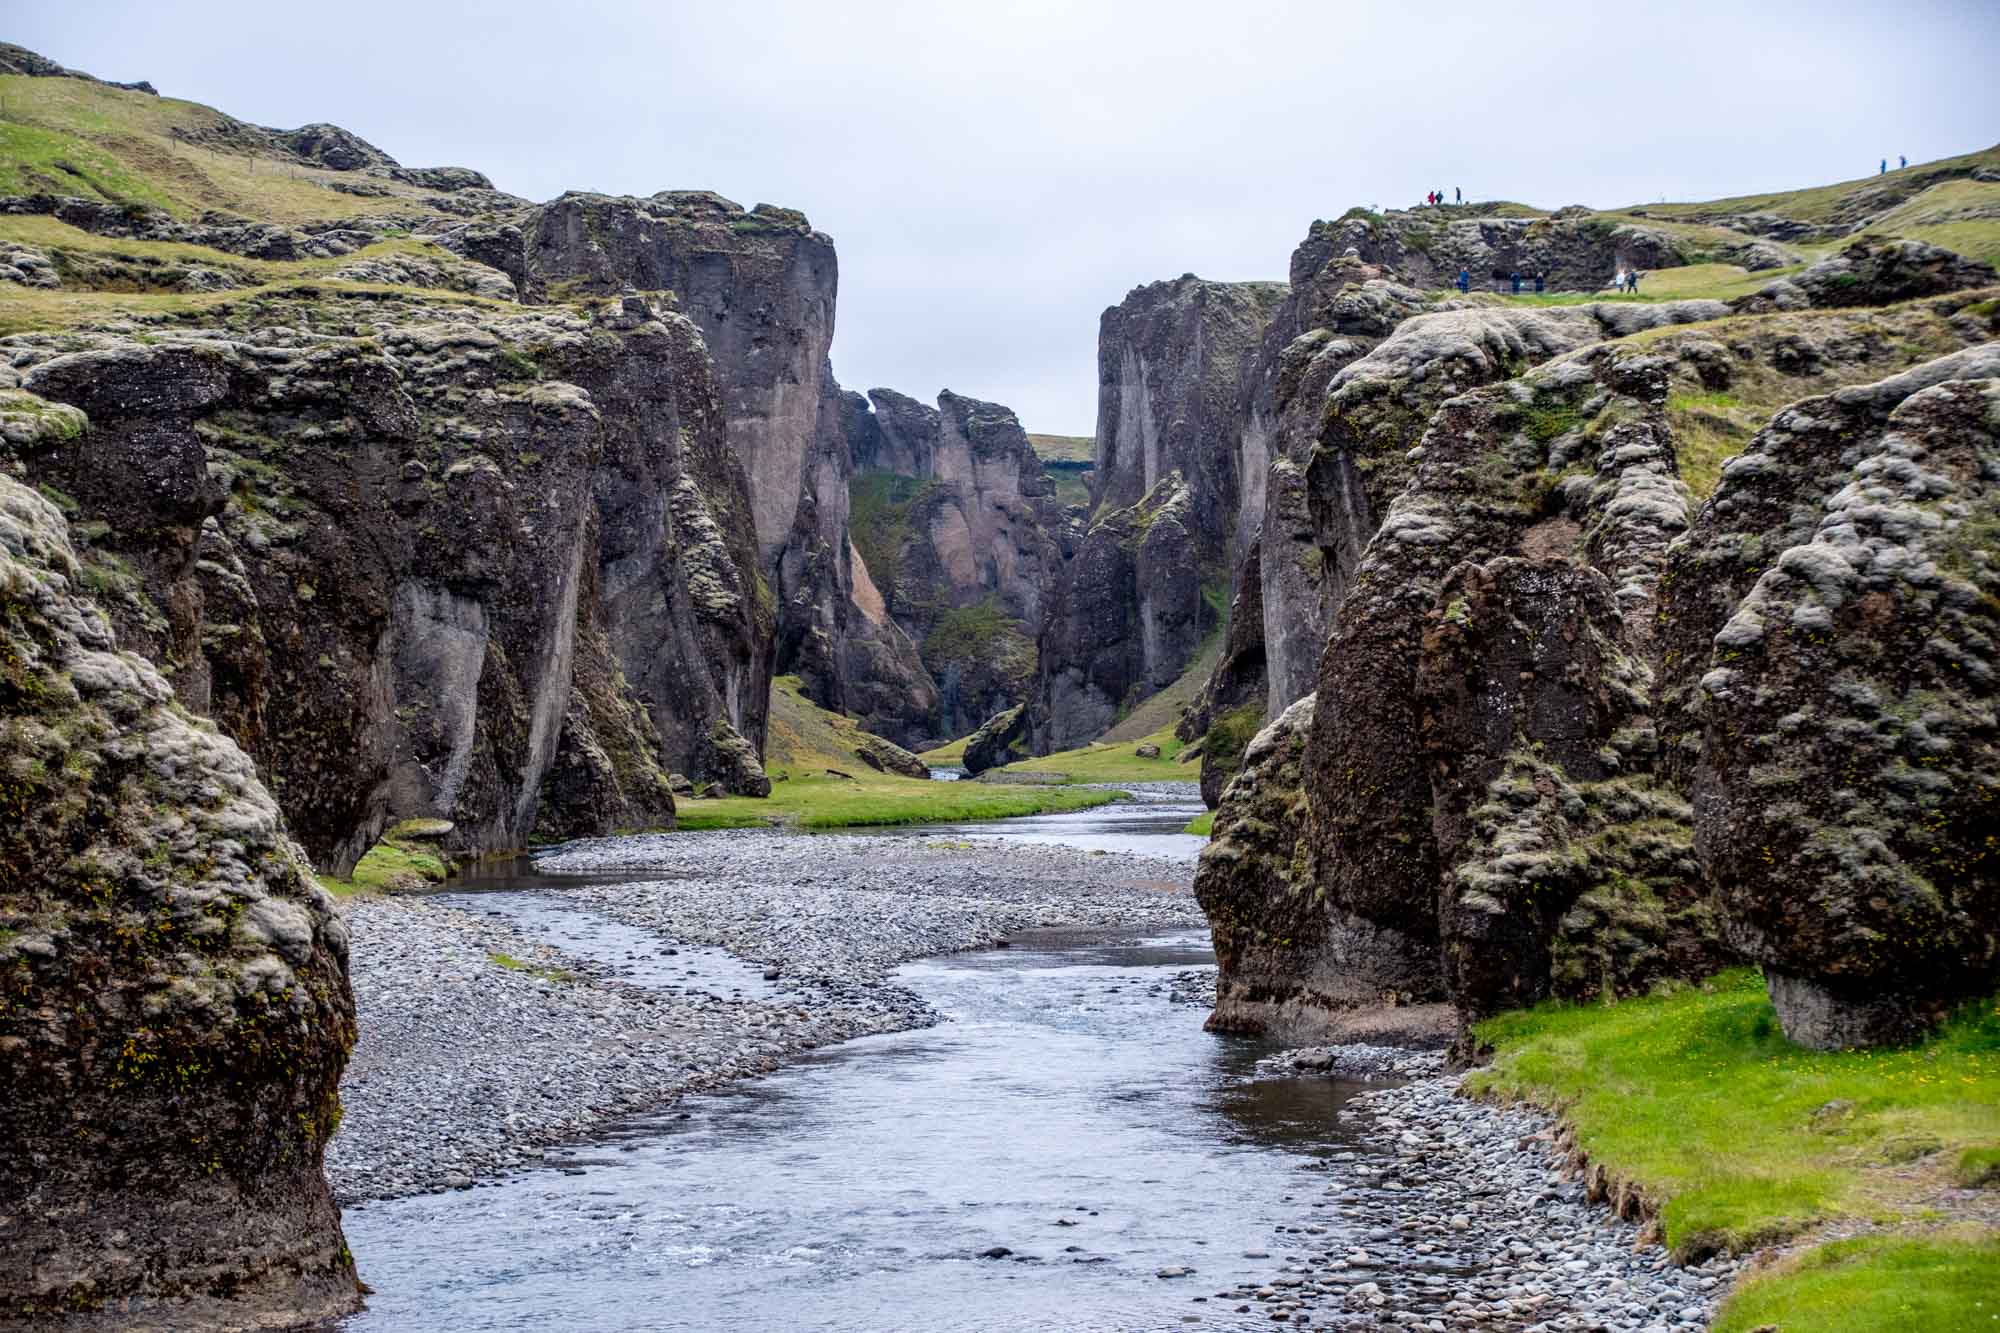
[1689, 351, 2000, 1047]
[1134, 742, 1161, 758]
[962, 702, 1030, 776]
[854, 731, 930, 779]
[703, 717, 772, 798]
[0, 475, 359, 1325]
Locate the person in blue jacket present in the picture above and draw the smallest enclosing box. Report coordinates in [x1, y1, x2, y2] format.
[1457, 268, 1470, 293]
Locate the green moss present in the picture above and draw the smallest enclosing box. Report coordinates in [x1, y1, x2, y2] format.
[848, 470, 938, 594]
[1183, 811, 1215, 836]
[317, 821, 452, 896]
[1954, 1146, 2000, 1188]
[1202, 703, 1264, 784]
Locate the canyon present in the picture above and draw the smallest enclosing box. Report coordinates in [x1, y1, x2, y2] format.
[1, 36, 1997, 1331]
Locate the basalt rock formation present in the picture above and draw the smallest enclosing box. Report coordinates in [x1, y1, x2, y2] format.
[841, 387, 1066, 744]
[1196, 259, 2000, 1045]
[1334, 203, 1785, 291]
[1033, 276, 1287, 750]
[1734, 237, 1998, 313]
[0, 288, 773, 874]
[0, 470, 359, 1327]
[1670, 343, 2000, 1048]
[515, 190, 941, 751]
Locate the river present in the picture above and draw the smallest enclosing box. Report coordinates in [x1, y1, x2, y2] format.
[332, 795, 1388, 1331]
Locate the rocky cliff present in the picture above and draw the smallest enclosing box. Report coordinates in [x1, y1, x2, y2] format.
[841, 387, 1066, 743]
[1196, 265, 2000, 1048]
[514, 190, 940, 750]
[0, 287, 773, 874]
[0, 469, 359, 1326]
[1033, 276, 1287, 749]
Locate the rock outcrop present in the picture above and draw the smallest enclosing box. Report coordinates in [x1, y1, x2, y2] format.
[518, 191, 940, 753]
[1334, 204, 1743, 290]
[0, 288, 773, 874]
[842, 387, 1065, 743]
[962, 702, 1031, 776]
[1195, 264, 2000, 1045]
[0, 471, 359, 1326]
[1735, 238, 1998, 312]
[1673, 344, 2000, 1047]
[1034, 276, 1287, 749]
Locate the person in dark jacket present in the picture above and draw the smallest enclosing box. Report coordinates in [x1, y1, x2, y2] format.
[1510, 271, 1522, 294]
[1533, 274, 1545, 293]
[1457, 268, 1470, 293]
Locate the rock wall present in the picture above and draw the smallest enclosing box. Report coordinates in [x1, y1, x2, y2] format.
[842, 387, 1066, 743]
[0, 470, 359, 1326]
[1033, 275, 1287, 750]
[518, 191, 940, 750]
[1195, 272, 2000, 1046]
[0, 289, 773, 875]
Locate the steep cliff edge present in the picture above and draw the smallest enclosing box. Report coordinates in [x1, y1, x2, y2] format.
[517, 190, 939, 750]
[1034, 276, 1286, 749]
[1197, 277, 1999, 1044]
[0, 287, 773, 873]
[0, 470, 359, 1327]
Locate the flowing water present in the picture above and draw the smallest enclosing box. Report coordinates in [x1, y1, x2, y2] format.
[337, 803, 1377, 1332]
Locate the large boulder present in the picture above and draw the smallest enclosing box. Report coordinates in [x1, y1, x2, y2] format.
[962, 702, 1030, 776]
[0, 474, 359, 1325]
[854, 731, 929, 779]
[1689, 349, 2000, 1047]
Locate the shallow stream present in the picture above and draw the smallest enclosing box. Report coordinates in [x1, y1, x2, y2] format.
[337, 801, 1374, 1331]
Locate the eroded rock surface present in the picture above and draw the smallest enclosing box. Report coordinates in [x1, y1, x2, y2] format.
[0, 289, 773, 870]
[0, 472, 358, 1327]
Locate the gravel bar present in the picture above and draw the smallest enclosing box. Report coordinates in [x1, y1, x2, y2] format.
[327, 829, 1202, 1203]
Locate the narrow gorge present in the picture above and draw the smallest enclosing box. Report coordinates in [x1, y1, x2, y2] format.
[1, 27, 1996, 1333]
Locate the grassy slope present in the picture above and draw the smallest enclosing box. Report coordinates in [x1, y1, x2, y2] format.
[1468, 969, 1999, 1325]
[1713, 1232, 2000, 1333]
[1624, 144, 2000, 226]
[0, 71, 456, 223]
[316, 820, 452, 896]
[1026, 432, 1094, 464]
[706, 675, 1118, 830]
[988, 722, 1190, 783]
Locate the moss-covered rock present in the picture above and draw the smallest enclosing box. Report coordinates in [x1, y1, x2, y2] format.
[0, 474, 358, 1326]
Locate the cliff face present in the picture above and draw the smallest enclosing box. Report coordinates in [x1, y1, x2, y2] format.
[1196, 273, 2000, 1046]
[0, 469, 359, 1327]
[1669, 343, 2000, 1048]
[0, 290, 773, 875]
[843, 387, 1065, 742]
[519, 191, 939, 749]
[1034, 276, 1287, 749]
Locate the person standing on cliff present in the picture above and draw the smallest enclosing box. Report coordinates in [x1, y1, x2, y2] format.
[1457, 268, 1470, 293]
[1880, 158, 1888, 174]
[1454, 186, 1461, 203]
[1900, 154, 1908, 169]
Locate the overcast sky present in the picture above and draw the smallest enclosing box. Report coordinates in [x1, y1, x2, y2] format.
[12, 1, 2000, 432]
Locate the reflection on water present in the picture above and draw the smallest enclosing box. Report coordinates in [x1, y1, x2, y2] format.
[337, 929, 1377, 1332]
[858, 796, 1209, 860]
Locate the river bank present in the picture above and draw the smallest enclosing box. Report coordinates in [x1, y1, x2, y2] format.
[326, 809, 1741, 1330]
[324, 827, 1203, 1204]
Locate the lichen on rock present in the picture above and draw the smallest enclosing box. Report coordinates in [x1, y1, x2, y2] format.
[0, 474, 359, 1326]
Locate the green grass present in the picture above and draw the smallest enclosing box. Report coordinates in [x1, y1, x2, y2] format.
[1623, 144, 2000, 226]
[1712, 1232, 2000, 1333]
[488, 951, 575, 983]
[1183, 811, 1214, 836]
[919, 733, 969, 765]
[989, 723, 1188, 783]
[0, 119, 182, 211]
[1026, 433, 1094, 464]
[317, 819, 453, 895]
[675, 773, 1120, 830]
[1468, 970, 2000, 1262]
